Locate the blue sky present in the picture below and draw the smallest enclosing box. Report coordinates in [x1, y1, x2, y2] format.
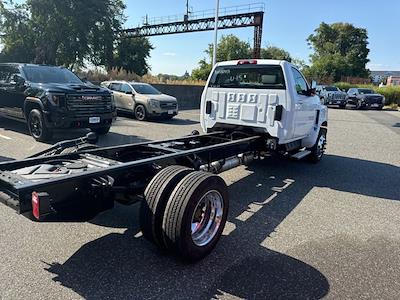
[124, 0, 400, 75]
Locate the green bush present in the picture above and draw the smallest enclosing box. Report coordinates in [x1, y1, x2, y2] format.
[334, 82, 400, 105]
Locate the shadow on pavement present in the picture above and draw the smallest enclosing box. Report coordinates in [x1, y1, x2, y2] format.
[151, 117, 199, 126]
[43, 153, 399, 299]
[0, 156, 12, 162]
[0, 115, 150, 146]
[117, 111, 199, 126]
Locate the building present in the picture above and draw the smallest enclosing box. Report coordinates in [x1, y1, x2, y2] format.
[371, 71, 400, 84]
[387, 76, 400, 86]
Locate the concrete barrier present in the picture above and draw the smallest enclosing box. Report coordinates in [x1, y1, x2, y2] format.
[151, 84, 205, 110]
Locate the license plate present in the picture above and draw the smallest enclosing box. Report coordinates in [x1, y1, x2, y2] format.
[168, 110, 174, 115]
[89, 117, 101, 124]
[372, 104, 379, 107]
[336, 101, 341, 104]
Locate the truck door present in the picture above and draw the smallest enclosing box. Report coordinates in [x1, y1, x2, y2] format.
[291, 67, 316, 138]
[119, 83, 135, 111]
[5, 65, 26, 119]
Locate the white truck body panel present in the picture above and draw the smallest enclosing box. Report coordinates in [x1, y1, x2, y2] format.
[200, 59, 327, 147]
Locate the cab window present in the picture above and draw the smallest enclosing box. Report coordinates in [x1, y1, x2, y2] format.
[291, 67, 309, 95]
[110, 83, 121, 92]
[120, 84, 132, 93]
[209, 65, 286, 90]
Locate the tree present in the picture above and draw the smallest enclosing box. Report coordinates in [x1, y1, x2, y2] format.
[0, 0, 151, 75]
[192, 34, 252, 80]
[112, 37, 153, 76]
[192, 59, 213, 81]
[307, 22, 370, 81]
[0, 1, 36, 63]
[261, 46, 292, 62]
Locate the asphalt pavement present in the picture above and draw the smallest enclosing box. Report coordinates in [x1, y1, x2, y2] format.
[0, 108, 399, 300]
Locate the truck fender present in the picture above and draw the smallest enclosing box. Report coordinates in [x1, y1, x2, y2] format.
[24, 97, 45, 117]
[301, 106, 328, 148]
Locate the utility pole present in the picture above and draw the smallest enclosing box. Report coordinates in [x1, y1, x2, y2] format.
[212, 0, 220, 66]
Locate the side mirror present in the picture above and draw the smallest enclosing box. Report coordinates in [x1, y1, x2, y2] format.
[81, 77, 88, 83]
[12, 74, 25, 86]
[311, 80, 317, 89]
[307, 80, 317, 96]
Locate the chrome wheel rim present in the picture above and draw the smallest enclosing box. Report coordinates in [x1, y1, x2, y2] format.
[30, 115, 42, 138]
[316, 133, 326, 159]
[135, 106, 145, 120]
[191, 190, 224, 247]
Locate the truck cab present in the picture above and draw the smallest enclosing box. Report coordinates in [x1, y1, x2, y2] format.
[201, 59, 327, 159]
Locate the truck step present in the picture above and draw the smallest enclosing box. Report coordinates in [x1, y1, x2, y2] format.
[291, 150, 311, 160]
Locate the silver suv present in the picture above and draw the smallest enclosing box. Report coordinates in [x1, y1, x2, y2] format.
[316, 85, 347, 109]
[101, 81, 178, 120]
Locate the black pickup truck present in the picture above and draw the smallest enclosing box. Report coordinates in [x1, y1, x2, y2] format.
[0, 63, 116, 141]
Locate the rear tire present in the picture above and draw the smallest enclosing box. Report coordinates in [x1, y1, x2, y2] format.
[28, 109, 52, 142]
[140, 166, 193, 249]
[162, 171, 229, 261]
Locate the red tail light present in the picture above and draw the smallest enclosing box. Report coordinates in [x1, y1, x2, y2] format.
[237, 60, 258, 65]
[32, 192, 40, 220]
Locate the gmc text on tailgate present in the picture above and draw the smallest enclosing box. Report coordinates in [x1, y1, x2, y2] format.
[0, 63, 116, 141]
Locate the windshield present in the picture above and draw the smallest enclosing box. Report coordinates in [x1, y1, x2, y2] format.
[132, 84, 161, 95]
[325, 86, 339, 91]
[358, 89, 375, 94]
[22, 66, 83, 84]
[209, 65, 286, 89]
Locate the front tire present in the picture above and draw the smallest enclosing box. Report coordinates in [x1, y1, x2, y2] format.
[28, 109, 52, 142]
[163, 171, 229, 261]
[134, 104, 147, 121]
[308, 128, 327, 163]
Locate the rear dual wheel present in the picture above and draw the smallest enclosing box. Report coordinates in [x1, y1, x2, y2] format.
[140, 166, 229, 261]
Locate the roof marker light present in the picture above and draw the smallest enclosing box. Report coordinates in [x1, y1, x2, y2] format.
[237, 60, 258, 65]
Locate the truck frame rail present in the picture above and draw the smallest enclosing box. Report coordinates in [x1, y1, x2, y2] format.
[0, 131, 262, 218]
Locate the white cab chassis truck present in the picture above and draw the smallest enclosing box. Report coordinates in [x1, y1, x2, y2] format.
[201, 59, 328, 161]
[0, 60, 327, 262]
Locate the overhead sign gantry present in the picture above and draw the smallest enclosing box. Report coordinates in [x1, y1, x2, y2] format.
[121, 3, 265, 58]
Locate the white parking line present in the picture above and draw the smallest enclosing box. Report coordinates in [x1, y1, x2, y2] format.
[0, 134, 12, 140]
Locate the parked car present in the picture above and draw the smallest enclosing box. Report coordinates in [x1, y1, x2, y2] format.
[0, 63, 116, 141]
[347, 88, 385, 110]
[316, 85, 347, 108]
[101, 81, 178, 120]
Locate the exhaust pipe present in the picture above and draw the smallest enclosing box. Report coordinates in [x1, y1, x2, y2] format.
[200, 153, 254, 174]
